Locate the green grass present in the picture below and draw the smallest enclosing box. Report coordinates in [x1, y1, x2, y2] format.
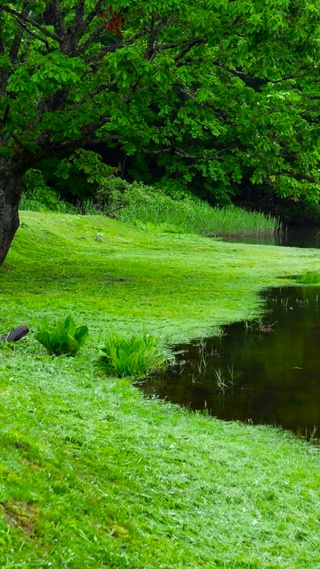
[1, 211, 320, 567]
[20, 180, 280, 237]
[296, 270, 320, 284]
[21, 179, 279, 237]
[111, 184, 279, 236]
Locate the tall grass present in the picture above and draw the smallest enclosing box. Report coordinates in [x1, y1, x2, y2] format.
[21, 173, 280, 236]
[106, 183, 279, 236]
[296, 271, 320, 284]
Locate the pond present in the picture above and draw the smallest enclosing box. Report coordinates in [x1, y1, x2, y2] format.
[141, 286, 320, 439]
[220, 225, 320, 248]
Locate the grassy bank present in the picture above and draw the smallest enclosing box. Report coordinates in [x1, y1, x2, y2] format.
[1, 212, 320, 568]
[21, 180, 279, 237]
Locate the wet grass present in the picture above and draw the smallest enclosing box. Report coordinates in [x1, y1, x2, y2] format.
[1, 211, 320, 567]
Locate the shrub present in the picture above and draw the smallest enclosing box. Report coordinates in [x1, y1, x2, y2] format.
[94, 177, 131, 211]
[96, 333, 167, 378]
[20, 168, 76, 213]
[36, 316, 89, 356]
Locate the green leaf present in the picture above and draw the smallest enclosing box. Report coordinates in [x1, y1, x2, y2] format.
[35, 316, 88, 356]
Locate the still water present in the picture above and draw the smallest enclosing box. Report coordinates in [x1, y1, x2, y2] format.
[220, 225, 320, 248]
[142, 286, 320, 438]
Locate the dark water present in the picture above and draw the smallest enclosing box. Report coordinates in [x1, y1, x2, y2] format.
[221, 225, 320, 248]
[141, 286, 320, 438]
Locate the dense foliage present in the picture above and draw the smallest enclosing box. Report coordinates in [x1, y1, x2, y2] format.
[1, 1, 320, 261]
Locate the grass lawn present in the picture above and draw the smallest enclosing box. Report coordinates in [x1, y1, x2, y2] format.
[1, 211, 320, 568]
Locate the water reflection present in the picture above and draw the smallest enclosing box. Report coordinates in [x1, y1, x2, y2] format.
[141, 287, 320, 439]
[220, 226, 320, 248]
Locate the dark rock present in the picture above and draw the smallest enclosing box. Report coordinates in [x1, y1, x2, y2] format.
[1, 324, 29, 342]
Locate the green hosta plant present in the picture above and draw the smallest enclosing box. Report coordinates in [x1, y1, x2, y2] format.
[96, 333, 167, 378]
[36, 316, 89, 356]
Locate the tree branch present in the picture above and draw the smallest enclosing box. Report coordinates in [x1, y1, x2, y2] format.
[76, 2, 128, 55]
[67, 80, 116, 112]
[214, 61, 320, 89]
[174, 38, 208, 63]
[15, 19, 50, 52]
[69, 0, 86, 43]
[33, 110, 114, 160]
[83, 0, 105, 28]
[265, 66, 320, 83]
[8, 0, 30, 63]
[76, 21, 112, 56]
[83, 134, 120, 145]
[145, 16, 171, 60]
[43, 0, 65, 38]
[76, 7, 129, 57]
[20, 32, 32, 62]
[0, 4, 62, 44]
[174, 87, 230, 124]
[145, 146, 224, 161]
[174, 147, 223, 160]
[0, 14, 4, 56]
[149, 38, 207, 60]
[84, 26, 151, 63]
[0, 14, 7, 94]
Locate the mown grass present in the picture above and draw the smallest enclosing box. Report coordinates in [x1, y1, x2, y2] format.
[1, 211, 320, 568]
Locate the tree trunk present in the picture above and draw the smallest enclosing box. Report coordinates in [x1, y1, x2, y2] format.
[0, 159, 25, 265]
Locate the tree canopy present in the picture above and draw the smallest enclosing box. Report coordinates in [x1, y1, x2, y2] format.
[1, 0, 320, 262]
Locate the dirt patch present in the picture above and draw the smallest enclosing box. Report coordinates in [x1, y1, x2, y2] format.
[1, 501, 39, 537]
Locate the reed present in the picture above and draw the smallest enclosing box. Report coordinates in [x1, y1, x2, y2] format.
[296, 271, 320, 284]
[115, 185, 279, 236]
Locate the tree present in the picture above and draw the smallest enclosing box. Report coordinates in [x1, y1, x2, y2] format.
[1, 0, 320, 263]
